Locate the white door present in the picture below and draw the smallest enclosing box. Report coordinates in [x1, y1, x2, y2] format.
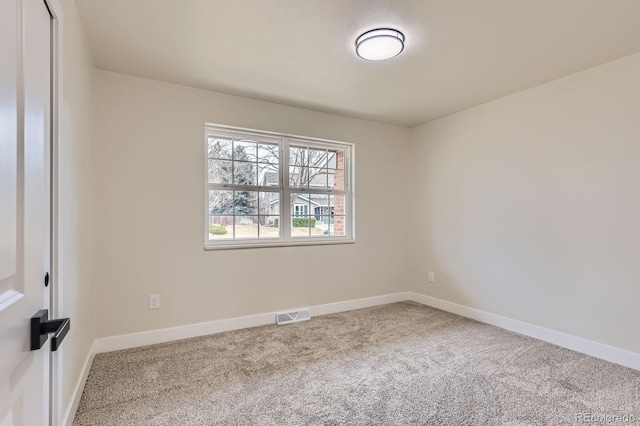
[0, 0, 53, 425]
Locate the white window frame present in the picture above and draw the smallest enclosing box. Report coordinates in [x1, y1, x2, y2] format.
[204, 123, 355, 250]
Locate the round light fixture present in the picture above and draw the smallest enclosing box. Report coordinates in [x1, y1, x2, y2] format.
[355, 28, 405, 61]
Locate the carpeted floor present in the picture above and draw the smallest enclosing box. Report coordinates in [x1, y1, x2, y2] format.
[74, 302, 640, 425]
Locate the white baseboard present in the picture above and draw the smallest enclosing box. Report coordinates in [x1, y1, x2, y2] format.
[94, 311, 274, 354]
[409, 292, 640, 371]
[63, 341, 95, 426]
[94, 292, 412, 354]
[92, 290, 640, 371]
[309, 292, 411, 317]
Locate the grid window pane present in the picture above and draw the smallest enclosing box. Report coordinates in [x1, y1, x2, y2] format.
[329, 194, 346, 216]
[291, 216, 311, 237]
[259, 192, 279, 215]
[259, 216, 280, 239]
[234, 216, 259, 239]
[259, 163, 279, 187]
[308, 148, 327, 167]
[327, 150, 339, 169]
[316, 216, 332, 236]
[234, 140, 257, 161]
[258, 143, 279, 164]
[330, 216, 346, 236]
[233, 161, 257, 186]
[308, 167, 328, 189]
[308, 194, 328, 217]
[291, 216, 327, 237]
[327, 168, 337, 189]
[208, 138, 232, 159]
[289, 146, 307, 168]
[209, 190, 234, 215]
[330, 168, 345, 190]
[289, 165, 306, 188]
[234, 191, 259, 215]
[291, 193, 310, 217]
[209, 216, 233, 239]
[208, 160, 232, 184]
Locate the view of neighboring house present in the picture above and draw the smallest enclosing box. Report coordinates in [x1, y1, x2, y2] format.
[263, 157, 342, 233]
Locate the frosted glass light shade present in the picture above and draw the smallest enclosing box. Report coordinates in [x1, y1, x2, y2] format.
[356, 28, 405, 61]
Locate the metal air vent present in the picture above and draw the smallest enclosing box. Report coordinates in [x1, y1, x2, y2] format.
[276, 309, 311, 325]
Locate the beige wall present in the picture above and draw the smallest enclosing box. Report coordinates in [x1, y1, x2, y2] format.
[91, 40, 640, 355]
[410, 53, 640, 353]
[94, 71, 412, 338]
[57, 0, 96, 421]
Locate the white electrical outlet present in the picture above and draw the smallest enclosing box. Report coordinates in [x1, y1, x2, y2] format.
[149, 294, 160, 310]
[428, 271, 435, 282]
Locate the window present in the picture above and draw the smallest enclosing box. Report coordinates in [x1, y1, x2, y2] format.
[205, 124, 354, 249]
[293, 204, 308, 217]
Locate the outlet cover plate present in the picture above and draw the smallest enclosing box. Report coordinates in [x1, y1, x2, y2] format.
[149, 294, 160, 310]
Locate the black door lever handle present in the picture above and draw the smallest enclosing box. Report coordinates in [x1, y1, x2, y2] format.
[31, 309, 70, 351]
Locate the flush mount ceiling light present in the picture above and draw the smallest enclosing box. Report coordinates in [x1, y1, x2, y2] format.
[355, 28, 405, 61]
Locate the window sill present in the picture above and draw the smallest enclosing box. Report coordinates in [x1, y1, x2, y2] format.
[204, 237, 355, 250]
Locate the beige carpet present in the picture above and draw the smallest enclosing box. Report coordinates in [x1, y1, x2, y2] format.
[74, 302, 640, 425]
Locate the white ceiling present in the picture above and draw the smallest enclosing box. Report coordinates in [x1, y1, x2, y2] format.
[75, 0, 640, 127]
